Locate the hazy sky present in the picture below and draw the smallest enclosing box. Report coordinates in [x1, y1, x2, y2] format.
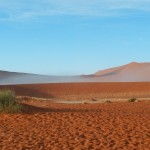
[0, 0, 150, 75]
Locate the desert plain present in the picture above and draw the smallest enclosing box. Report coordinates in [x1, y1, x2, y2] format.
[0, 82, 150, 149]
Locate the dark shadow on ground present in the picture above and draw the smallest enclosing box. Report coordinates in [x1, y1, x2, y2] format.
[21, 103, 101, 114]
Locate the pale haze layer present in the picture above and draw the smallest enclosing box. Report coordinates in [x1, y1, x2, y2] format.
[1, 62, 150, 85]
[0, 0, 150, 75]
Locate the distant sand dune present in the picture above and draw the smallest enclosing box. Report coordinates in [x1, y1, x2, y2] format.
[1, 62, 150, 85]
[93, 62, 150, 82]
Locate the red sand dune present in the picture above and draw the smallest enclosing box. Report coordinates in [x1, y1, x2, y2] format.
[93, 62, 150, 82]
[0, 101, 150, 149]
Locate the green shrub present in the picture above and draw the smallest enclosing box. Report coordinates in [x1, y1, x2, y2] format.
[128, 97, 137, 102]
[5, 104, 22, 113]
[0, 89, 21, 113]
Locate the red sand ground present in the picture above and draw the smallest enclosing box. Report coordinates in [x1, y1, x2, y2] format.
[0, 101, 150, 150]
[0, 83, 150, 149]
[1, 82, 150, 100]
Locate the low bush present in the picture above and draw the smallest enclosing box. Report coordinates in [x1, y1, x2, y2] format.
[0, 89, 22, 113]
[105, 100, 112, 103]
[128, 97, 137, 102]
[92, 98, 97, 101]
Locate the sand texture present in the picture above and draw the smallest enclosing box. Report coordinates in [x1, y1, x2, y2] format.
[0, 101, 150, 150]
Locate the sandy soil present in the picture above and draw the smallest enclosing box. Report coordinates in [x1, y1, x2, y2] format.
[1, 82, 150, 100]
[0, 100, 150, 150]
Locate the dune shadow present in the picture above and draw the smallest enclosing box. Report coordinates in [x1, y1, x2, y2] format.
[21, 103, 98, 114]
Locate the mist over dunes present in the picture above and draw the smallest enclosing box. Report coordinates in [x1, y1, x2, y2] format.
[0, 71, 81, 85]
[0, 62, 150, 85]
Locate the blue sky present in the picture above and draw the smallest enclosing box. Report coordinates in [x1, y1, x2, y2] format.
[0, 0, 150, 75]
